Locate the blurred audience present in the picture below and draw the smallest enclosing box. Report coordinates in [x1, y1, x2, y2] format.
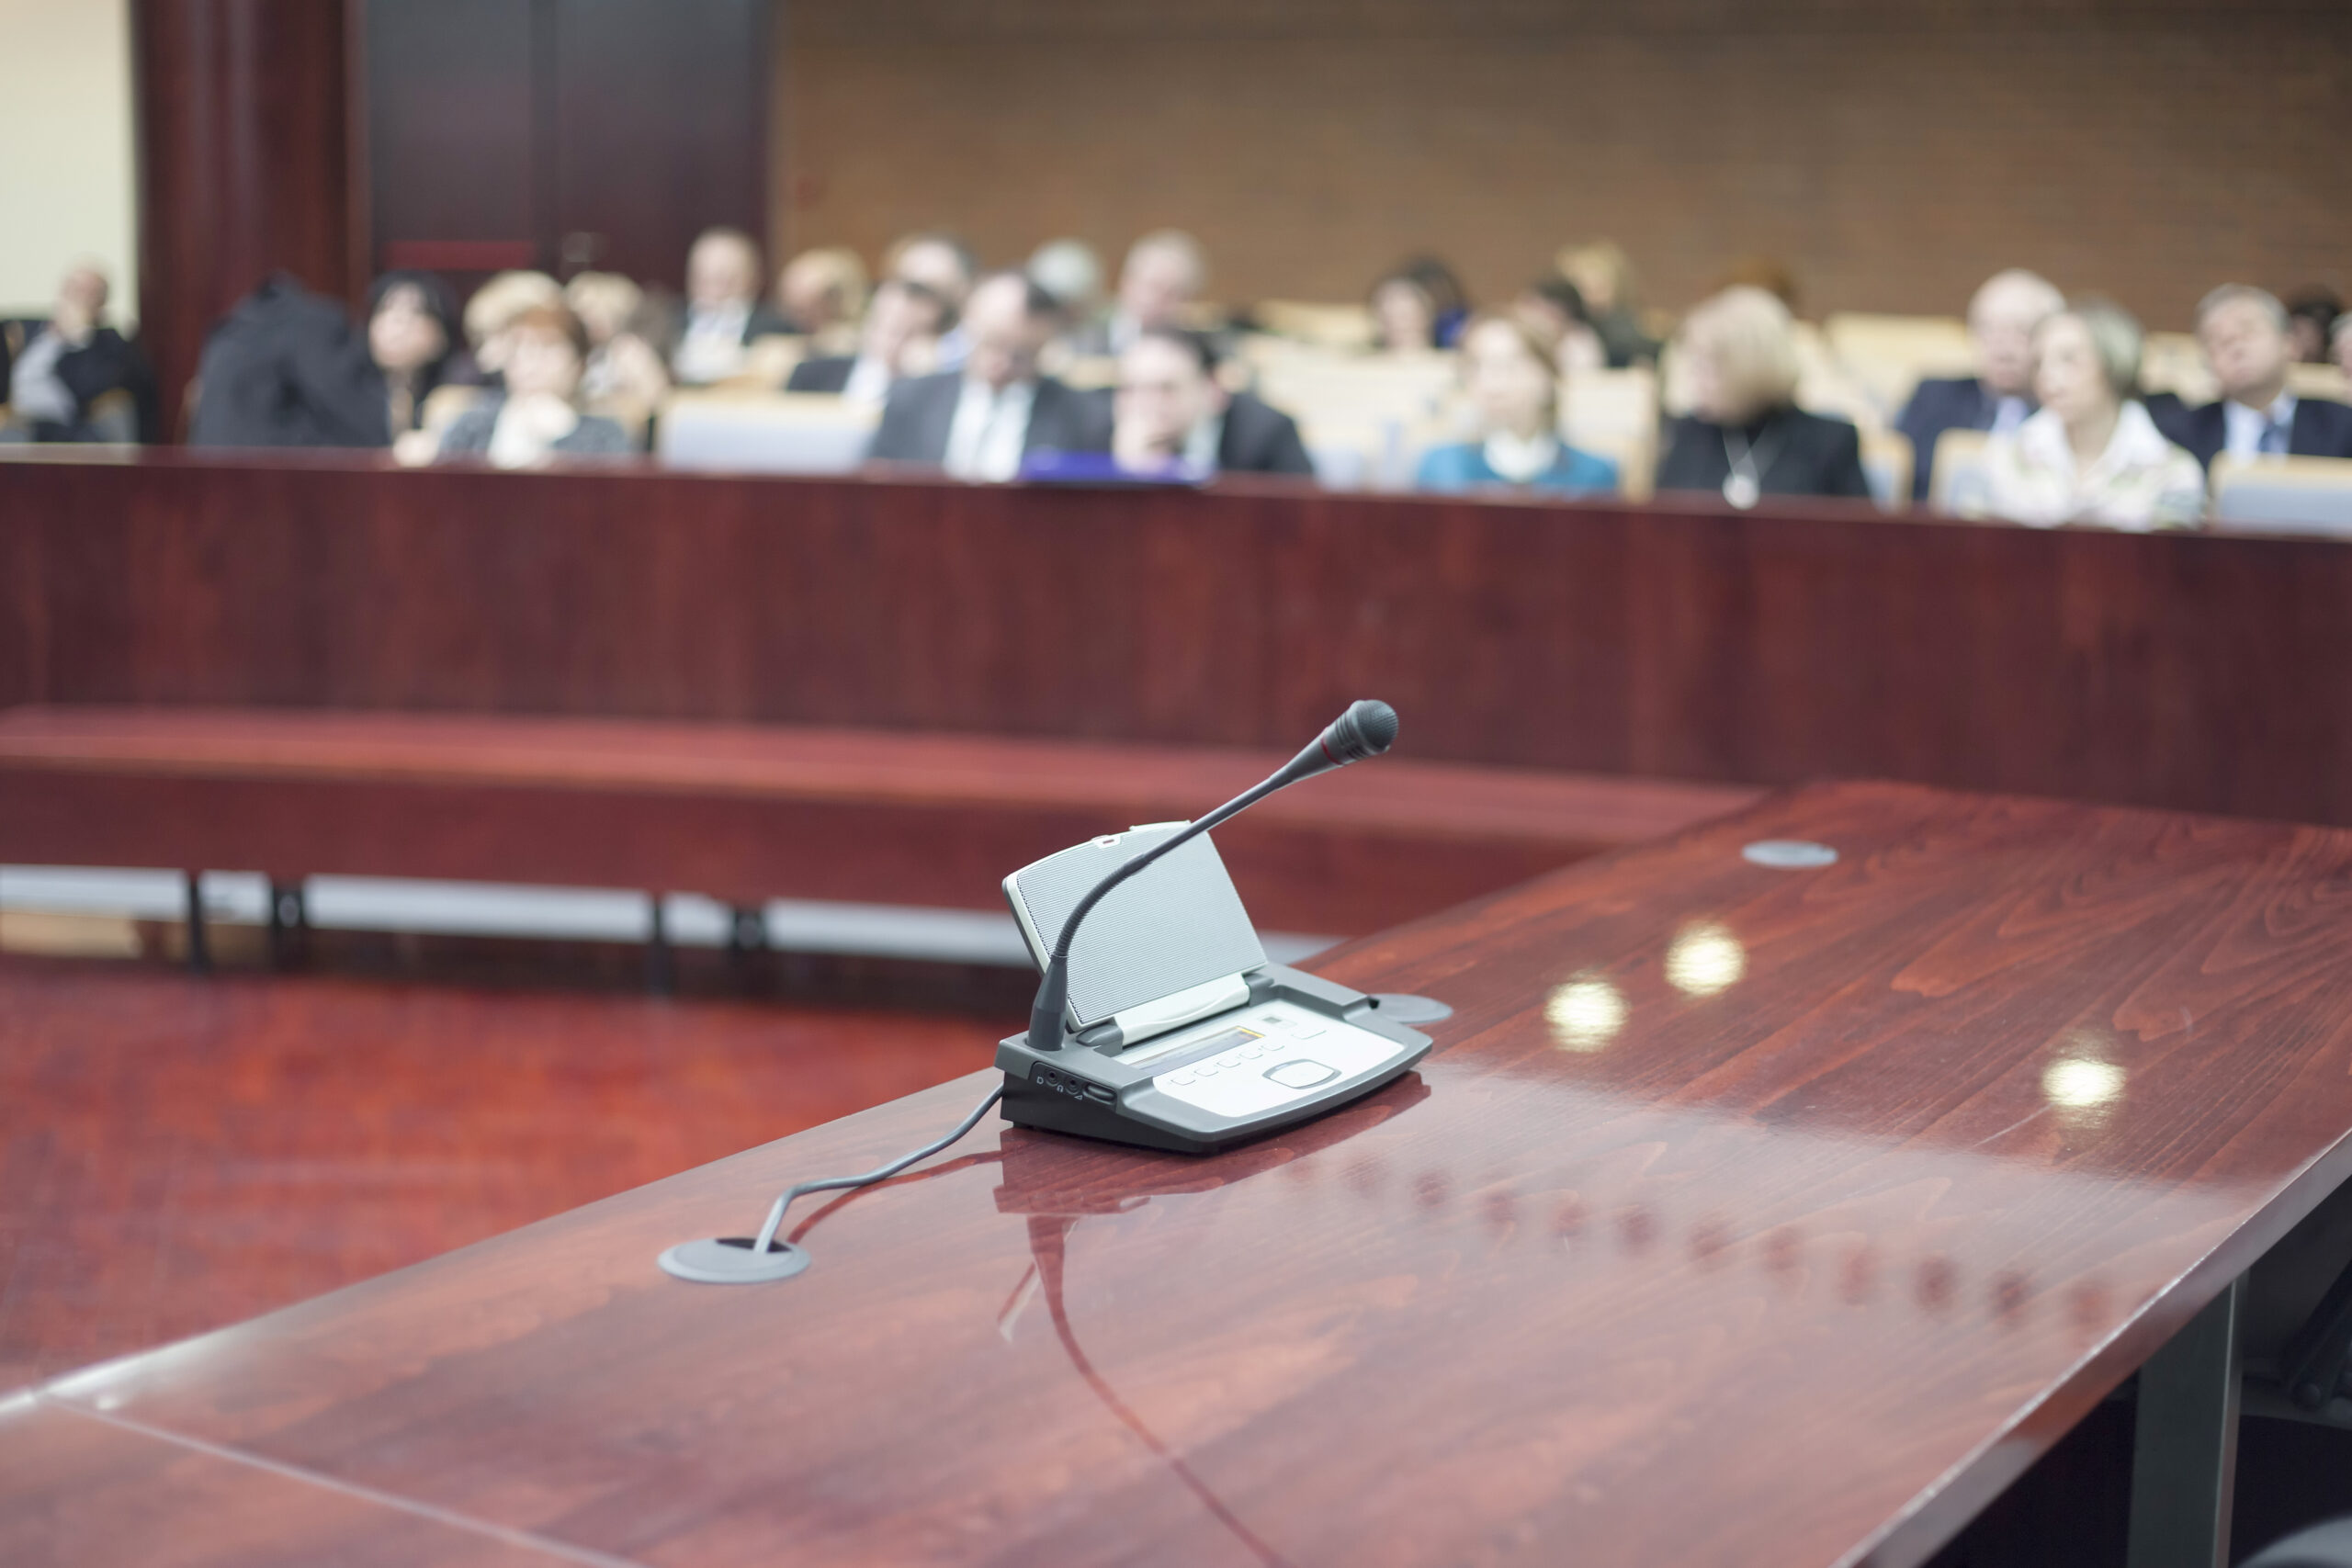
[366, 272, 474, 437]
[1555, 241, 1657, 367]
[1028, 239, 1107, 330]
[1399, 256, 1471, 349]
[436, 305, 632, 468]
[2335, 314, 2352, 382]
[1415, 315, 1617, 497]
[1071, 231, 1210, 357]
[884, 231, 980, 372]
[778, 246, 868, 350]
[1369, 270, 1439, 354]
[867, 271, 1108, 479]
[565, 271, 673, 413]
[2154, 286, 2352, 470]
[787, 276, 950, 402]
[1656, 287, 1870, 504]
[1895, 268, 2064, 501]
[0, 263, 154, 443]
[2286, 288, 2344, 366]
[1510, 277, 1606, 376]
[674, 228, 788, 385]
[464, 271, 566, 383]
[1107, 326, 1312, 478]
[1977, 301, 2202, 530]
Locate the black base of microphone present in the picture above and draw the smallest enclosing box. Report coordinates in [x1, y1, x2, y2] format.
[658, 1235, 811, 1283]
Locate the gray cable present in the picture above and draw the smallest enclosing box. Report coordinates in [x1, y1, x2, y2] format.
[746, 1085, 1006, 1258]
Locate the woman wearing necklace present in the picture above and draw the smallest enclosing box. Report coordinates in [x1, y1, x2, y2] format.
[1655, 286, 1871, 507]
[1414, 315, 1620, 498]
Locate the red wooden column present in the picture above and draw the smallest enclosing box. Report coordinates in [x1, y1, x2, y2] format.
[132, 0, 356, 441]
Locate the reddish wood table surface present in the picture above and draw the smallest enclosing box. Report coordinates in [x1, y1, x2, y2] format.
[12, 780, 2352, 1567]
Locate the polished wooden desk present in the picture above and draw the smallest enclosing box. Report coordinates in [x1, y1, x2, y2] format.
[6, 453, 2352, 827]
[10, 780, 2352, 1567]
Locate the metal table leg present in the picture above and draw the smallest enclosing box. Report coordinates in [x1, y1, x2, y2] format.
[2128, 1273, 2245, 1568]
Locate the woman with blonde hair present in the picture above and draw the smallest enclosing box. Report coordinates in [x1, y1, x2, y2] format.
[1975, 300, 2203, 530]
[1415, 314, 1618, 496]
[1655, 286, 1871, 505]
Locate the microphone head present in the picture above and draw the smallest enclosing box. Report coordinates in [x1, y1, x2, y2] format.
[1326, 699, 1399, 764]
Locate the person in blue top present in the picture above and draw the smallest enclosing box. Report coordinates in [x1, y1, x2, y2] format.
[1414, 314, 1620, 498]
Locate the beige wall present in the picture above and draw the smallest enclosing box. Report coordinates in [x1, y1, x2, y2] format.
[0, 0, 138, 324]
[775, 0, 2352, 330]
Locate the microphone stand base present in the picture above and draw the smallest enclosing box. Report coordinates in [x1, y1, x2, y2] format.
[658, 1235, 811, 1283]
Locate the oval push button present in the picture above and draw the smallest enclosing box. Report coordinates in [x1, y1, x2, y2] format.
[1265, 1059, 1339, 1089]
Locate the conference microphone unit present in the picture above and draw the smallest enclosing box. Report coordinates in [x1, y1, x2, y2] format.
[660, 700, 1444, 1284]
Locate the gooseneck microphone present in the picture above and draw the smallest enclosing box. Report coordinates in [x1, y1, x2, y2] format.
[659, 698, 1399, 1284]
[1024, 698, 1398, 1056]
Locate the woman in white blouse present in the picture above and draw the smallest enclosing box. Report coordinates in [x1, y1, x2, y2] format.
[1975, 301, 2204, 530]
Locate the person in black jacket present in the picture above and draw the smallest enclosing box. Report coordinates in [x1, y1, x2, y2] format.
[2150, 285, 2352, 471]
[786, 277, 950, 402]
[1, 264, 156, 443]
[1103, 326, 1313, 478]
[1656, 287, 1871, 505]
[365, 271, 477, 435]
[866, 272, 1109, 479]
[1894, 268, 2064, 501]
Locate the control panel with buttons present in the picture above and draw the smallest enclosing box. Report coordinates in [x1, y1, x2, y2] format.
[1118, 998, 1401, 1120]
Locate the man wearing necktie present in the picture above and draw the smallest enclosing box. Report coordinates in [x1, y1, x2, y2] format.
[867, 272, 1112, 479]
[2153, 285, 2352, 471]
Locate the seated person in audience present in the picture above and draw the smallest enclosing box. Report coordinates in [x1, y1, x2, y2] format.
[1976, 300, 2203, 530]
[1069, 231, 1210, 357]
[2287, 288, 2344, 366]
[2152, 285, 2352, 469]
[1, 263, 155, 442]
[2336, 313, 2352, 383]
[367, 271, 475, 439]
[673, 228, 789, 385]
[1556, 240, 1657, 368]
[1656, 287, 1871, 504]
[787, 276, 949, 403]
[777, 246, 868, 350]
[1028, 238, 1106, 328]
[1415, 315, 1617, 497]
[1895, 268, 2064, 501]
[883, 231, 980, 371]
[436, 305, 634, 467]
[463, 270, 565, 385]
[1401, 255, 1471, 348]
[1510, 276, 1606, 376]
[565, 271, 673, 412]
[866, 271, 1109, 479]
[1370, 271, 1440, 354]
[1108, 326, 1313, 478]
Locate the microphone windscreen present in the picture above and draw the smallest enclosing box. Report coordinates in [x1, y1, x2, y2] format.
[1331, 699, 1399, 761]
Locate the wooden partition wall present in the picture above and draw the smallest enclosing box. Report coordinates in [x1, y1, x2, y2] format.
[5, 454, 2350, 828]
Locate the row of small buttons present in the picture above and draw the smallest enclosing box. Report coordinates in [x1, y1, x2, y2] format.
[1166, 1041, 1274, 1086]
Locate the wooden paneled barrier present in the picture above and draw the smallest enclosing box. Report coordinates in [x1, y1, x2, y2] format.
[0, 707, 1754, 936]
[6, 453, 2352, 826]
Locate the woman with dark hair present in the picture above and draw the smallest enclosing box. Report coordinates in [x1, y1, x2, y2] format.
[1400, 255, 1471, 348]
[365, 271, 476, 435]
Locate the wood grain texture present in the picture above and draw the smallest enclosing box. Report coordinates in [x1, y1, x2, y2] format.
[132, 0, 356, 440]
[0, 957, 996, 1394]
[17, 781, 2352, 1568]
[6, 454, 2352, 826]
[0, 706, 1754, 935]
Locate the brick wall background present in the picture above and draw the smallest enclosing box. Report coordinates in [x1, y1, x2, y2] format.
[774, 0, 2351, 328]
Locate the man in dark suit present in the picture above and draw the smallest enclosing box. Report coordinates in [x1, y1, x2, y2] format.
[1105, 327, 1314, 477]
[2, 264, 157, 443]
[1066, 231, 1211, 359]
[866, 272, 1109, 479]
[2151, 285, 2352, 470]
[671, 228, 792, 386]
[787, 278, 949, 402]
[1894, 268, 2064, 502]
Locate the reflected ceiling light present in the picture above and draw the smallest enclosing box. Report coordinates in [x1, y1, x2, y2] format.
[1545, 976, 1627, 1052]
[1665, 921, 1746, 997]
[2042, 1056, 2125, 1109]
